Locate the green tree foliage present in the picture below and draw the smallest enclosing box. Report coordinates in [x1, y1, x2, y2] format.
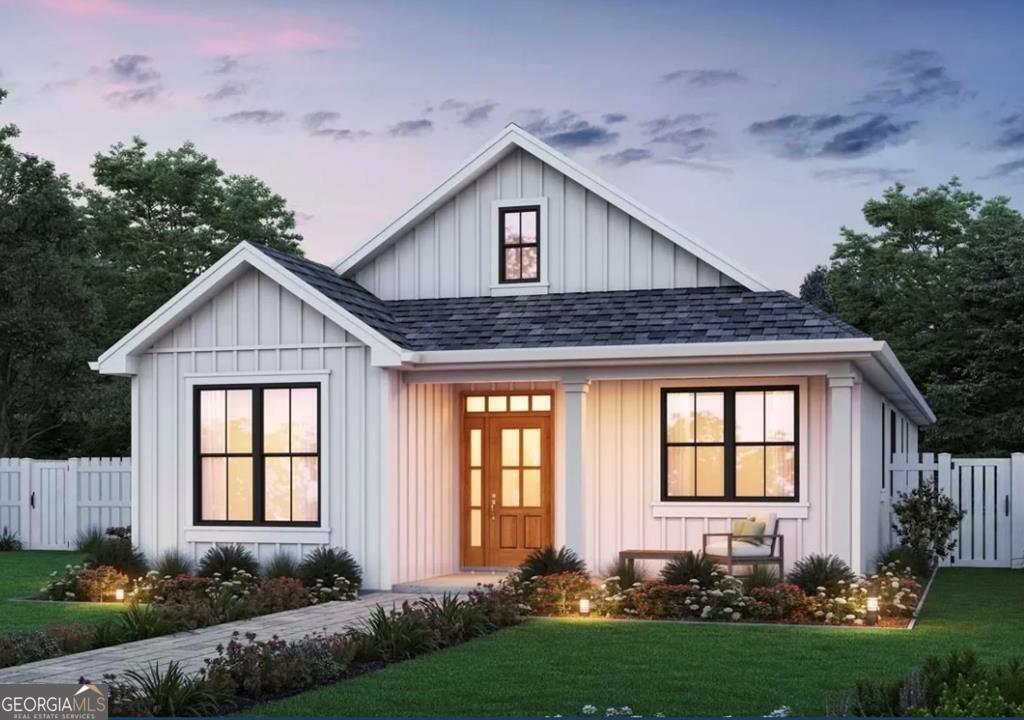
[82, 137, 303, 340]
[815, 179, 1024, 453]
[798, 264, 834, 314]
[1, 88, 304, 456]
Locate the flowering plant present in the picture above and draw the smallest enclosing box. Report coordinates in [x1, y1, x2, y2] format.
[525, 572, 593, 616]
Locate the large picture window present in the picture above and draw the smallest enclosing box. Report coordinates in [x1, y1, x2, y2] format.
[661, 387, 798, 502]
[498, 206, 540, 283]
[195, 384, 320, 525]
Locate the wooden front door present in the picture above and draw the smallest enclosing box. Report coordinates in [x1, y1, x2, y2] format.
[462, 394, 552, 568]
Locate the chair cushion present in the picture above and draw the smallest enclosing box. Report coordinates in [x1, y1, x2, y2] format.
[705, 541, 773, 558]
[731, 517, 766, 545]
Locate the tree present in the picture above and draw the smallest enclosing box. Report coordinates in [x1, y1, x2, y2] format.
[819, 179, 1024, 453]
[83, 138, 303, 342]
[798, 264, 834, 313]
[0, 88, 106, 456]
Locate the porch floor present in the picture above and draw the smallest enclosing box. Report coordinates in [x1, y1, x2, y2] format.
[392, 571, 511, 594]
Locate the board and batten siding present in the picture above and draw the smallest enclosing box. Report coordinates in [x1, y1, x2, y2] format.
[580, 377, 827, 574]
[351, 148, 737, 299]
[137, 268, 392, 589]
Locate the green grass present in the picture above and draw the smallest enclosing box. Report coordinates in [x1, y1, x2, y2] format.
[0, 550, 124, 633]
[247, 568, 1024, 717]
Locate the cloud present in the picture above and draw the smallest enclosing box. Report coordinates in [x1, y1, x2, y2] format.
[656, 157, 733, 174]
[994, 112, 1024, 150]
[980, 158, 1024, 180]
[748, 112, 912, 159]
[216, 109, 285, 124]
[602, 112, 628, 124]
[205, 81, 248, 101]
[41, 78, 78, 92]
[861, 49, 969, 107]
[523, 111, 619, 149]
[302, 111, 369, 140]
[814, 166, 914, 185]
[819, 115, 916, 158]
[640, 114, 715, 156]
[641, 113, 709, 136]
[437, 99, 498, 127]
[105, 85, 162, 107]
[210, 55, 241, 74]
[661, 68, 745, 88]
[600, 148, 653, 166]
[388, 118, 433, 137]
[105, 54, 160, 84]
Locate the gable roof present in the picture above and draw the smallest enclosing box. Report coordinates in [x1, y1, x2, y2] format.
[332, 124, 771, 292]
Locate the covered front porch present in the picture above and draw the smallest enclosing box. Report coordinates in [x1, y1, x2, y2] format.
[386, 353, 869, 590]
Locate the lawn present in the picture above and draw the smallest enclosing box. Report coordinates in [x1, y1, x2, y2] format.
[0, 551, 124, 633]
[248, 568, 1024, 717]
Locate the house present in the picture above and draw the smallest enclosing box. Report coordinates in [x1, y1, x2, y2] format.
[92, 124, 934, 590]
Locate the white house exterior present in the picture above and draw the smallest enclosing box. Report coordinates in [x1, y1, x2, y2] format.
[93, 125, 933, 590]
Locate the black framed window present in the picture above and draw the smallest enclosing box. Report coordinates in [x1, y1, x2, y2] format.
[661, 387, 798, 502]
[499, 205, 540, 283]
[195, 384, 320, 525]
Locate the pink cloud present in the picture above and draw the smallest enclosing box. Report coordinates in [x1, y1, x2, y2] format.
[25, 0, 356, 53]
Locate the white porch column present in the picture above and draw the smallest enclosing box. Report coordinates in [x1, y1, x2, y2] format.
[560, 379, 590, 555]
[826, 373, 860, 570]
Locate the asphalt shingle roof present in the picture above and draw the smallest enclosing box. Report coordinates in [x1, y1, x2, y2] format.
[254, 244, 866, 353]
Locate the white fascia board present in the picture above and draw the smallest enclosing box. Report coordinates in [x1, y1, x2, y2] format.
[860, 342, 936, 426]
[332, 124, 771, 292]
[93, 243, 407, 375]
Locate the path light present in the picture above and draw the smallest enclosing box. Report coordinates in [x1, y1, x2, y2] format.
[865, 596, 879, 626]
[114, 588, 125, 602]
[578, 597, 591, 617]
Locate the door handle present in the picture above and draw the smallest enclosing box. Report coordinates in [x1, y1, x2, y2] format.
[1006, 496, 1011, 517]
[489, 493, 497, 520]
[30, 491, 35, 509]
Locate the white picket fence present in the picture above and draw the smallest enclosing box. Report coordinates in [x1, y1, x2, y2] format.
[887, 452, 1024, 568]
[0, 458, 131, 550]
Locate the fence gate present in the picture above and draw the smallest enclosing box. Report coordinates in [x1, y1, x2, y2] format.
[944, 458, 1012, 568]
[28, 460, 73, 549]
[889, 452, 1020, 568]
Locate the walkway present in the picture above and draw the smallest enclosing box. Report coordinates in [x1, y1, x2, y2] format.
[0, 592, 420, 684]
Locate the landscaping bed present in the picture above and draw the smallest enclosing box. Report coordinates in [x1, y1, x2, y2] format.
[244, 568, 1024, 717]
[1, 528, 363, 670]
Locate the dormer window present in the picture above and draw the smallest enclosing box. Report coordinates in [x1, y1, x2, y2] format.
[499, 206, 540, 283]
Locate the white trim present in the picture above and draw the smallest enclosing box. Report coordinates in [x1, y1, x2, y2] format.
[651, 503, 810, 519]
[93, 243, 408, 375]
[184, 526, 332, 544]
[490, 196, 549, 294]
[183, 371, 331, 533]
[332, 124, 771, 292]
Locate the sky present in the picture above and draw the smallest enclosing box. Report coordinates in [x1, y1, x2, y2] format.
[2, 0, 1023, 291]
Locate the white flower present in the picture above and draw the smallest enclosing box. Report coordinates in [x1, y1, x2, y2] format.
[582, 705, 598, 715]
[764, 705, 792, 717]
[731, 612, 741, 621]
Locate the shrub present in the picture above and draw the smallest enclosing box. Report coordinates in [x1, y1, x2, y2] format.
[147, 574, 216, 606]
[350, 603, 438, 662]
[863, 563, 923, 618]
[106, 525, 131, 541]
[518, 546, 587, 580]
[415, 594, 490, 645]
[251, 577, 312, 614]
[46, 624, 97, 654]
[108, 661, 227, 717]
[0, 527, 23, 551]
[76, 565, 129, 602]
[0, 632, 63, 669]
[659, 551, 719, 588]
[876, 545, 931, 580]
[526, 572, 593, 616]
[891, 483, 965, 569]
[308, 575, 359, 603]
[932, 678, 1023, 717]
[786, 553, 856, 594]
[466, 582, 528, 628]
[263, 552, 300, 579]
[202, 631, 350, 700]
[154, 550, 193, 578]
[85, 537, 149, 578]
[76, 527, 106, 555]
[630, 584, 693, 619]
[603, 556, 648, 589]
[297, 547, 363, 592]
[116, 603, 179, 641]
[41, 564, 83, 600]
[743, 564, 780, 591]
[747, 583, 808, 622]
[198, 544, 259, 578]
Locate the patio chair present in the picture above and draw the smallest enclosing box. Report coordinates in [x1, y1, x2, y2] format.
[702, 512, 784, 577]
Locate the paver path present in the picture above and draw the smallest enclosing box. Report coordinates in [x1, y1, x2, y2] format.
[0, 592, 421, 684]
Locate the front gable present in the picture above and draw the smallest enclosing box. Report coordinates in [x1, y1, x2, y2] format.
[338, 125, 768, 300]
